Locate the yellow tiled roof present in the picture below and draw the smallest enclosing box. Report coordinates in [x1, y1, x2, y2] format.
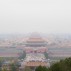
[25, 61, 47, 66]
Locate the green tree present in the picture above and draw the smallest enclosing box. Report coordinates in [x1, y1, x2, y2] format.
[24, 66, 32, 71]
[10, 64, 17, 71]
[44, 52, 48, 59]
[2, 68, 7, 71]
[50, 62, 61, 71]
[50, 57, 71, 71]
[35, 66, 49, 71]
[19, 51, 26, 59]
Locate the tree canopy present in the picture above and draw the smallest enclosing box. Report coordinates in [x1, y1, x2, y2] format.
[35, 57, 71, 71]
[35, 66, 49, 71]
[50, 57, 71, 71]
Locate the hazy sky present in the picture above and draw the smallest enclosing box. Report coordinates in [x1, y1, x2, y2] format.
[0, 0, 71, 34]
